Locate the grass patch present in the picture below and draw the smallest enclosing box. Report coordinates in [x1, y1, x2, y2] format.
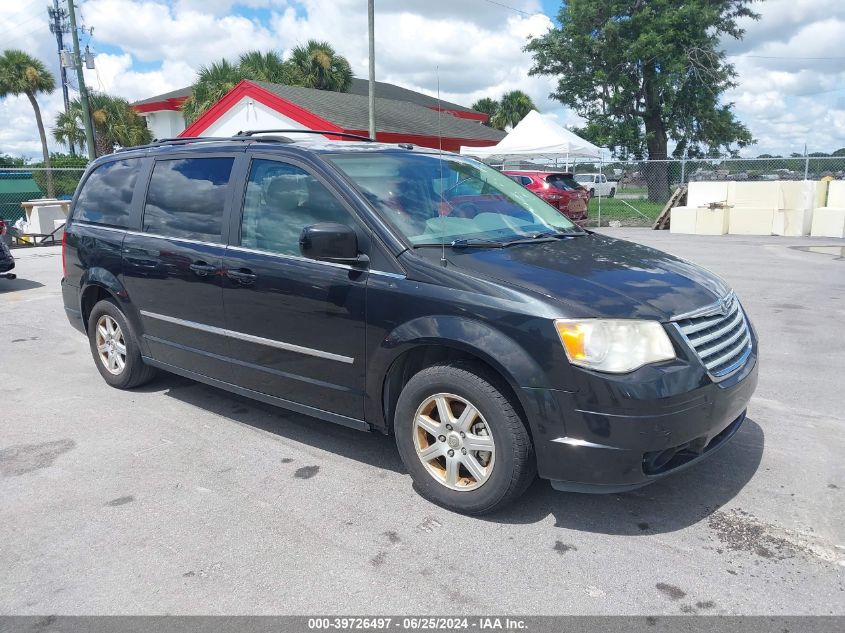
[588, 197, 664, 223]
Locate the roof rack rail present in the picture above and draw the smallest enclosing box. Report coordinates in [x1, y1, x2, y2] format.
[115, 136, 245, 152]
[237, 129, 374, 142]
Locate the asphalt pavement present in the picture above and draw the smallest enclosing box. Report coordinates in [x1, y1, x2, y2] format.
[0, 229, 843, 615]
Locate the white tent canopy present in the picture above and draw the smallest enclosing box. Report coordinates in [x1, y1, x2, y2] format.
[459, 110, 603, 160]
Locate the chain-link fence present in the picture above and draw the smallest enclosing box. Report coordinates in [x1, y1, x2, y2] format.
[0, 167, 86, 226]
[2, 157, 844, 234]
[502, 156, 845, 227]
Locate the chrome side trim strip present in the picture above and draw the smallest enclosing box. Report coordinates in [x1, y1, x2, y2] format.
[369, 270, 406, 279]
[551, 436, 624, 450]
[140, 310, 354, 364]
[227, 245, 359, 272]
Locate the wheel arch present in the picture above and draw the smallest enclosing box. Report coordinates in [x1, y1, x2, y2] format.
[367, 315, 548, 436]
[79, 268, 133, 332]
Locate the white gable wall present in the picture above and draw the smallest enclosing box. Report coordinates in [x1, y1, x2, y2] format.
[142, 110, 186, 140]
[200, 97, 328, 139]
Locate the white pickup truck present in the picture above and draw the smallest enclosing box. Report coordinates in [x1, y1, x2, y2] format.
[574, 173, 617, 198]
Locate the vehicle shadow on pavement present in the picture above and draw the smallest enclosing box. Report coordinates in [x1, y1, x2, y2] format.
[139, 372, 763, 532]
[0, 279, 44, 293]
[484, 418, 765, 534]
[145, 373, 407, 474]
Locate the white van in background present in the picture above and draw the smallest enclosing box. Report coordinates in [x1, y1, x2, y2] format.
[574, 173, 617, 198]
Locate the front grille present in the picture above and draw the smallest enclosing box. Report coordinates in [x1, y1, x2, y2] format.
[675, 293, 751, 378]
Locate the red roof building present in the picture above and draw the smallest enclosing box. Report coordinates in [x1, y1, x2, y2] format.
[132, 78, 504, 151]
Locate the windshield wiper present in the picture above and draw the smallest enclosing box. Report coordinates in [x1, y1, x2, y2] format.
[450, 238, 505, 249]
[499, 230, 585, 246]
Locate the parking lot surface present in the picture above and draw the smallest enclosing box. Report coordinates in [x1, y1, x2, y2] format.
[1, 229, 843, 615]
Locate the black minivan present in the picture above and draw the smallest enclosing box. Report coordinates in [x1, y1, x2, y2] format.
[62, 133, 758, 514]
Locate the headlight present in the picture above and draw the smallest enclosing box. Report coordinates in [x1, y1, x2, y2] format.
[554, 319, 675, 373]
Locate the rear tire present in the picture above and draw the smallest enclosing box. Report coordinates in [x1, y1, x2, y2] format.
[608, 187, 616, 198]
[394, 362, 536, 515]
[87, 299, 156, 389]
[588, 188, 595, 198]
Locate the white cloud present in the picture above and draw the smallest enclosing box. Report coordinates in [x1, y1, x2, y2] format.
[1, 0, 843, 158]
[723, 0, 845, 155]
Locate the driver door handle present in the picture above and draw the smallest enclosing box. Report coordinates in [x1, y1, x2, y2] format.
[189, 261, 217, 277]
[226, 268, 258, 285]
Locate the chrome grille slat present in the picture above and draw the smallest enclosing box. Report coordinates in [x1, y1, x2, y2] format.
[675, 293, 751, 379]
[700, 326, 747, 360]
[678, 313, 726, 336]
[707, 333, 750, 371]
[687, 309, 744, 348]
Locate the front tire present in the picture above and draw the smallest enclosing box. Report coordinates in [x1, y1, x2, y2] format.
[394, 362, 535, 514]
[87, 299, 155, 389]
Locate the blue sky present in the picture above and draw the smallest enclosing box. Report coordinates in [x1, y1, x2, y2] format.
[1, 0, 844, 157]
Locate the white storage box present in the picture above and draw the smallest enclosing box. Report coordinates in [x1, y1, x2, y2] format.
[729, 207, 775, 235]
[669, 206, 697, 234]
[810, 208, 845, 238]
[687, 182, 729, 208]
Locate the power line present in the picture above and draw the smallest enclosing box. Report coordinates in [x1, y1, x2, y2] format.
[0, 12, 43, 37]
[739, 54, 845, 60]
[479, 0, 539, 17]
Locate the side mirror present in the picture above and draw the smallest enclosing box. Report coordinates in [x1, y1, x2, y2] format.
[299, 223, 368, 266]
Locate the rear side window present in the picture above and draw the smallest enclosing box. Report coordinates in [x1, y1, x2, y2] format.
[74, 159, 139, 227]
[142, 157, 234, 243]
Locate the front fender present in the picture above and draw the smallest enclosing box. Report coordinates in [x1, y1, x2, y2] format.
[365, 315, 551, 430]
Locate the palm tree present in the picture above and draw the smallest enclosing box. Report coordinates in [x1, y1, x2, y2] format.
[0, 50, 56, 196]
[287, 40, 353, 92]
[471, 97, 499, 127]
[490, 90, 537, 131]
[181, 46, 354, 123]
[238, 50, 290, 84]
[54, 92, 152, 156]
[181, 59, 245, 124]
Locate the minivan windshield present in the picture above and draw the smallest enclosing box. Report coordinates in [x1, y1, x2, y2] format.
[327, 153, 581, 246]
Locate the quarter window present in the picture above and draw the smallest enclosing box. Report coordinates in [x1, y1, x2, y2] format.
[142, 157, 234, 242]
[74, 159, 139, 227]
[240, 159, 355, 256]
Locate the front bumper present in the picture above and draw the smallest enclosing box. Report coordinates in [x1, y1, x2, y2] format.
[521, 343, 758, 492]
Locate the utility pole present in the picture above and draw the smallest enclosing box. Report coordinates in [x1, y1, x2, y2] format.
[367, 0, 376, 141]
[48, 0, 74, 155]
[67, 0, 96, 160]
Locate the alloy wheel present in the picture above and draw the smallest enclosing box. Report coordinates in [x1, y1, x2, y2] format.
[412, 393, 495, 491]
[95, 314, 126, 375]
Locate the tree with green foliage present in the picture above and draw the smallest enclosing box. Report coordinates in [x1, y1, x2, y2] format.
[287, 40, 353, 92]
[490, 90, 537, 131]
[472, 91, 537, 130]
[237, 50, 290, 84]
[0, 50, 56, 197]
[181, 43, 353, 124]
[54, 92, 152, 156]
[471, 97, 499, 126]
[181, 59, 245, 124]
[526, 0, 757, 200]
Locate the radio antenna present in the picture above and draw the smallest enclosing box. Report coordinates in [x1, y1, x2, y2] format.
[437, 67, 447, 267]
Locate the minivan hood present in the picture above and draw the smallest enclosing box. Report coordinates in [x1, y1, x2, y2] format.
[431, 233, 730, 321]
